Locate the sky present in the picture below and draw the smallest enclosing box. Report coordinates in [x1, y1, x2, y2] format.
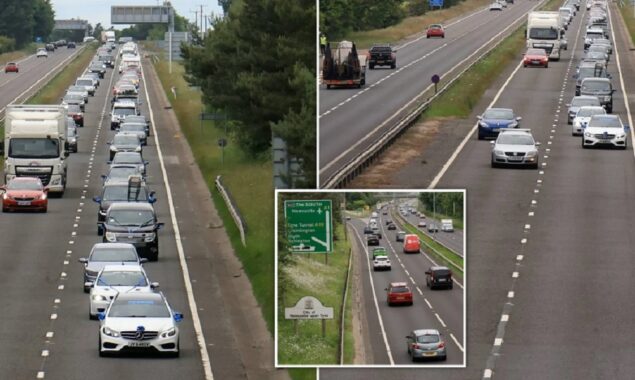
[50, 0, 223, 30]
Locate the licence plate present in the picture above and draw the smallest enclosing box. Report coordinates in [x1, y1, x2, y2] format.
[423, 352, 437, 356]
[17, 201, 31, 206]
[599, 139, 611, 143]
[491, 128, 500, 132]
[128, 342, 150, 347]
[396, 296, 405, 300]
[438, 278, 446, 282]
[532, 60, 540, 64]
[508, 156, 524, 161]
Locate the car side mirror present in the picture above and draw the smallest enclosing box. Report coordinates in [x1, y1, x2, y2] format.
[150, 282, 159, 289]
[144, 161, 149, 165]
[78, 257, 88, 263]
[139, 258, 148, 264]
[97, 312, 105, 321]
[477, 116, 482, 120]
[92, 196, 101, 203]
[625, 125, 630, 131]
[84, 281, 94, 288]
[516, 116, 522, 121]
[157, 222, 165, 229]
[173, 312, 183, 322]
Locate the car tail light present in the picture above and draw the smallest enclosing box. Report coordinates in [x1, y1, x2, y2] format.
[413, 343, 421, 350]
[438, 341, 445, 349]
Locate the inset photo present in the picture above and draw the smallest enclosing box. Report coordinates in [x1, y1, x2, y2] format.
[275, 190, 465, 367]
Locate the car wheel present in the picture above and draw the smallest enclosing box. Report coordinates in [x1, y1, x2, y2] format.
[426, 35, 430, 39]
[391, 63, 396, 69]
[41, 207, 47, 213]
[89, 311, 97, 320]
[545, 64, 548, 68]
[326, 84, 331, 89]
[478, 133, 484, 140]
[449, 282, 453, 289]
[491, 161, 497, 168]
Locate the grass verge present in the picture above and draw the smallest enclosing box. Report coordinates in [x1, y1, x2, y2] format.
[618, 1, 635, 43]
[27, 45, 97, 105]
[277, 224, 352, 365]
[417, 208, 464, 230]
[0, 43, 38, 66]
[346, 0, 491, 49]
[392, 209, 464, 277]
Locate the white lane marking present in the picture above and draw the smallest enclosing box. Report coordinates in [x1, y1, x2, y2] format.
[57, 285, 64, 290]
[507, 291, 514, 298]
[501, 314, 509, 322]
[45, 332, 53, 338]
[512, 272, 519, 278]
[450, 333, 465, 352]
[50, 314, 57, 320]
[37, 371, 45, 379]
[141, 60, 215, 379]
[41, 350, 49, 357]
[425, 298, 433, 309]
[494, 338, 503, 346]
[516, 255, 523, 261]
[435, 313, 447, 328]
[350, 227, 395, 364]
[607, 5, 635, 157]
[416, 287, 424, 296]
[484, 369, 493, 378]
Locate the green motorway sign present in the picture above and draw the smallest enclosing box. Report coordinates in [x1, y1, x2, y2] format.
[284, 200, 333, 253]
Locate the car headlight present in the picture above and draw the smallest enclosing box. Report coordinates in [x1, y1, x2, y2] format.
[50, 178, 61, 185]
[105, 232, 117, 242]
[144, 232, 156, 242]
[525, 151, 537, 158]
[103, 326, 120, 337]
[617, 134, 626, 139]
[135, 146, 141, 152]
[160, 327, 176, 338]
[91, 294, 108, 301]
[85, 269, 99, 277]
[479, 122, 489, 128]
[493, 150, 505, 156]
[584, 132, 593, 137]
[110, 146, 117, 151]
[41, 193, 47, 200]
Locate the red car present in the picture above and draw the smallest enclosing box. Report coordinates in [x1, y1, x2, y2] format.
[1, 177, 49, 213]
[4, 62, 18, 73]
[67, 104, 84, 127]
[403, 234, 421, 253]
[386, 282, 413, 306]
[523, 48, 549, 68]
[426, 24, 445, 38]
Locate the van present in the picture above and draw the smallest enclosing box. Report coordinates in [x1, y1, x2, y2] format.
[403, 234, 420, 253]
[441, 219, 454, 232]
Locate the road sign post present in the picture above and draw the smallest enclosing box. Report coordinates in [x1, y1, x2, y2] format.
[284, 200, 333, 256]
[285, 296, 334, 338]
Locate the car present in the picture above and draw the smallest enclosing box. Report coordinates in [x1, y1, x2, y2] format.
[370, 226, 382, 239]
[67, 42, 76, 48]
[93, 174, 155, 218]
[385, 219, 392, 225]
[426, 24, 445, 38]
[371, 247, 388, 259]
[523, 48, 549, 68]
[67, 85, 89, 104]
[477, 108, 522, 140]
[109, 152, 148, 175]
[88, 62, 106, 78]
[406, 329, 447, 361]
[427, 223, 439, 233]
[382, 211, 387, 215]
[572, 106, 606, 135]
[418, 220, 426, 228]
[65, 103, 85, 127]
[88, 264, 158, 319]
[579, 77, 614, 113]
[0, 177, 48, 212]
[489, 2, 503, 10]
[567, 95, 602, 123]
[67, 124, 78, 153]
[592, 38, 612, 54]
[36, 48, 48, 58]
[574, 63, 610, 96]
[425, 266, 453, 289]
[584, 28, 605, 49]
[363, 226, 373, 234]
[491, 129, 540, 169]
[587, 44, 610, 62]
[62, 93, 85, 112]
[367, 234, 380, 246]
[118, 123, 148, 145]
[367, 44, 396, 69]
[581, 51, 608, 68]
[76, 77, 97, 96]
[4, 62, 18, 73]
[373, 256, 392, 271]
[98, 292, 182, 357]
[122, 115, 151, 136]
[78, 243, 146, 292]
[101, 202, 164, 261]
[108, 133, 142, 161]
[45, 43, 55, 52]
[387, 223, 397, 230]
[581, 114, 629, 149]
[386, 282, 413, 306]
[403, 234, 420, 253]
[111, 101, 139, 129]
[101, 165, 145, 184]
[83, 71, 101, 86]
[396, 231, 406, 242]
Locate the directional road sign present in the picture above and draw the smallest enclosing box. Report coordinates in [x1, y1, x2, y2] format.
[284, 200, 333, 253]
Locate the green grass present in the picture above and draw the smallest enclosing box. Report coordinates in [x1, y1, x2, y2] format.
[277, 224, 352, 365]
[618, 1, 635, 43]
[417, 208, 464, 230]
[342, 256, 355, 364]
[27, 44, 97, 105]
[344, 0, 492, 49]
[0, 43, 38, 66]
[392, 209, 464, 277]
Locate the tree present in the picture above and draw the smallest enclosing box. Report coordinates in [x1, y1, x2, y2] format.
[32, 0, 55, 42]
[0, 0, 36, 47]
[92, 23, 104, 40]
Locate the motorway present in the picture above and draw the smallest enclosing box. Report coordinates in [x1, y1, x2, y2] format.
[395, 202, 464, 255]
[318, 0, 542, 185]
[0, 44, 282, 379]
[323, 1, 635, 379]
[348, 209, 464, 365]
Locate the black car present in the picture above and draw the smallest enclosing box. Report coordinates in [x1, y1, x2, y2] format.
[425, 266, 453, 290]
[363, 226, 373, 234]
[368, 44, 396, 69]
[45, 43, 55, 52]
[366, 234, 380, 246]
[100, 202, 164, 261]
[387, 223, 397, 231]
[93, 177, 156, 234]
[67, 42, 76, 49]
[88, 63, 106, 78]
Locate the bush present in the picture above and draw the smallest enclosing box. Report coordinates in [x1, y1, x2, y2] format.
[0, 36, 16, 54]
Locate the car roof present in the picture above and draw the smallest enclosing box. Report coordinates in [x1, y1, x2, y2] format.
[92, 242, 137, 250]
[430, 266, 450, 271]
[390, 282, 409, 288]
[498, 129, 533, 136]
[101, 264, 144, 273]
[590, 114, 619, 121]
[114, 292, 163, 302]
[581, 77, 610, 83]
[413, 329, 440, 336]
[108, 202, 155, 211]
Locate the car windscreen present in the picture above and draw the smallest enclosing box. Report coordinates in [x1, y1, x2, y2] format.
[529, 27, 559, 40]
[64, 94, 83, 101]
[497, 134, 534, 145]
[76, 80, 93, 86]
[483, 109, 513, 120]
[108, 167, 141, 179]
[7, 180, 42, 190]
[9, 138, 59, 159]
[112, 153, 142, 164]
[433, 269, 451, 276]
[113, 135, 139, 145]
[589, 117, 622, 128]
[67, 127, 77, 137]
[577, 108, 604, 117]
[68, 86, 85, 92]
[572, 97, 600, 107]
[581, 81, 610, 92]
[67, 104, 81, 113]
[103, 186, 147, 201]
[588, 46, 607, 54]
[584, 52, 605, 60]
[526, 49, 546, 55]
[416, 334, 440, 344]
[91, 248, 138, 262]
[125, 116, 146, 124]
[107, 209, 155, 226]
[113, 107, 136, 116]
[586, 32, 604, 39]
[109, 299, 170, 318]
[98, 271, 147, 287]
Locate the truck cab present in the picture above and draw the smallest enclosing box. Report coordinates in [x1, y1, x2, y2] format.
[527, 12, 566, 60]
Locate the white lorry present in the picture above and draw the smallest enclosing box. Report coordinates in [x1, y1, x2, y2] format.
[441, 219, 454, 232]
[527, 11, 565, 60]
[4, 105, 68, 195]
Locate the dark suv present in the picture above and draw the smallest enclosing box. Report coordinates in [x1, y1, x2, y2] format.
[93, 178, 156, 234]
[367, 44, 396, 69]
[579, 77, 614, 113]
[100, 202, 164, 261]
[366, 234, 380, 246]
[425, 266, 453, 289]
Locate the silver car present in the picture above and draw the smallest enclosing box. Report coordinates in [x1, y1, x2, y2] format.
[78, 243, 146, 293]
[406, 329, 447, 361]
[567, 95, 601, 123]
[110, 152, 148, 175]
[108, 133, 142, 160]
[491, 129, 540, 169]
[572, 106, 605, 136]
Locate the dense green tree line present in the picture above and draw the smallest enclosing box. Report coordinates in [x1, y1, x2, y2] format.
[418, 192, 463, 219]
[0, 0, 54, 49]
[182, 0, 316, 187]
[345, 192, 380, 210]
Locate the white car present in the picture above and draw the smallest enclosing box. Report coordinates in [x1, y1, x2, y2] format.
[111, 100, 138, 130]
[88, 265, 158, 319]
[373, 256, 391, 271]
[98, 292, 182, 357]
[491, 129, 540, 169]
[36, 48, 48, 58]
[490, 2, 503, 10]
[572, 106, 605, 136]
[418, 220, 427, 228]
[582, 114, 629, 149]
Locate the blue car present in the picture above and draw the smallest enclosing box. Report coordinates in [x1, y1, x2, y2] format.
[477, 108, 522, 140]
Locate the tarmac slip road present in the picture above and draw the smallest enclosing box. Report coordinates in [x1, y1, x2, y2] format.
[349, 216, 464, 366]
[319, 0, 542, 185]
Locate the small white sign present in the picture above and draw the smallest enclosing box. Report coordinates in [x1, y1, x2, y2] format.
[284, 296, 334, 320]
